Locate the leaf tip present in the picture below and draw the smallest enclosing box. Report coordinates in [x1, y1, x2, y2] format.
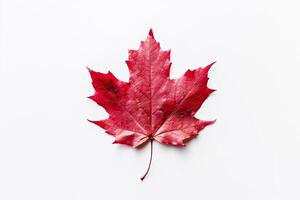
[206, 119, 217, 126]
[148, 28, 154, 38]
[87, 119, 95, 123]
[87, 67, 97, 78]
[206, 61, 216, 70]
[86, 66, 92, 73]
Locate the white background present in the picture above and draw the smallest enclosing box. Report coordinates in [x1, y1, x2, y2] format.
[1, 0, 300, 199]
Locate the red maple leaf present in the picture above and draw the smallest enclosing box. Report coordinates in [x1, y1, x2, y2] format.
[88, 29, 215, 180]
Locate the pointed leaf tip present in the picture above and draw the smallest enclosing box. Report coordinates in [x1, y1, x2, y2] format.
[208, 61, 216, 68]
[203, 61, 216, 72]
[148, 28, 154, 38]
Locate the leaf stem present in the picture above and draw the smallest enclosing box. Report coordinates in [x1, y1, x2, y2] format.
[140, 139, 153, 181]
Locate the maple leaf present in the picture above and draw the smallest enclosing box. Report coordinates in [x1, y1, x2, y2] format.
[88, 29, 215, 180]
